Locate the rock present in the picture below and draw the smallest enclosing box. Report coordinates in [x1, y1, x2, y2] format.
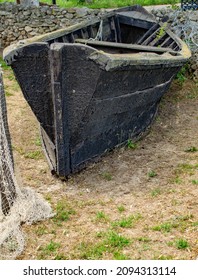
[25, 26, 32, 32]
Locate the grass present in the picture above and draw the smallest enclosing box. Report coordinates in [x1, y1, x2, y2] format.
[77, 230, 131, 259]
[24, 150, 43, 160]
[117, 205, 126, 213]
[100, 172, 113, 181]
[112, 213, 142, 228]
[38, 241, 61, 258]
[0, 0, 180, 9]
[152, 222, 178, 233]
[184, 146, 198, 153]
[96, 211, 109, 222]
[53, 200, 76, 225]
[175, 239, 189, 249]
[148, 170, 157, 178]
[127, 139, 137, 149]
[151, 187, 161, 197]
[0, 57, 10, 71]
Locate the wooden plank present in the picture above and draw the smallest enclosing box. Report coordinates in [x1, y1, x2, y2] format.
[117, 14, 154, 30]
[137, 23, 159, 44]
[75, 39, 178, 55]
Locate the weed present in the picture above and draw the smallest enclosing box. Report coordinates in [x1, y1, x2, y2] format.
[100, 172, 113, 181]
[117, 205, 126, 213]
[45, 241, 61, 252]
[35, 136, 42, 147]
[0, 57, 10, 70]
[35, 226, 48, 236]
[77, 230, 131, 259]
[152, 222, 178, 233]
[113, 251, 129, 260]
[175, 163, 198, 176]
[175, 65, 188, 86]
[156, 255, 173, 260]
[53, 200, 76, 225]
[5, 90, 14, 97]
[175, 239, 189, 249]
[96, 211, 109, 222]
[156, 22, 167, 40]
[112, 213, 142, 228]
[151, 188, 161, 197]
[172, 176, 182, 184]
[137, 237, 151, 243]
[54, 254, 68, 260]
[148, 170, 157, 178]
[184, 146, 198, 152]
[24, 150, 43, 160]
[127, 139, 137, 149]
[192, 180, 198, 185]
[106, 231, 131, 248]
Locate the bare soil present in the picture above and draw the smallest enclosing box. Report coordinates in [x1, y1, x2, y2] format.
[3, 67, 198, 260]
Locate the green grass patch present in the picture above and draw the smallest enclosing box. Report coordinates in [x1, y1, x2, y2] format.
[0, 57, 10, 70]
[137, 237, 151, 243]
[192, 180, 198, 185]
[175, 163, 198, 176]
[24, 150, 43, 160]
[152, 222, 178, 233]
[148, 170, 157, 178]
[117, 205, 126, 213]
[127, 139, 137, 149]
[7, 0, 178, 9]
[175, 239, 189, 249]
[100, 172, 113, 181]
[151, 187, 161, 197]
[96, 211, 109, 222]
[35, 226, 48, 236]
[77, 230, 131, 259]
[53, 200, 76, 225]
[112, 213, 142, 228]
[184, 146, 198, 153]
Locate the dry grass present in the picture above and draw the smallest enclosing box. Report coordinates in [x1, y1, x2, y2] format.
[1, 60, 198, 260]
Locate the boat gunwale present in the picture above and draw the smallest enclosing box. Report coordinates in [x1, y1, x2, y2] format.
[3, 7, 191, 65]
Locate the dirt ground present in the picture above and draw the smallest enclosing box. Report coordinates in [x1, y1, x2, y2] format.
[3, 66, 198, 260]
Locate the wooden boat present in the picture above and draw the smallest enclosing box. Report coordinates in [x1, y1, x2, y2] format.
[3, 5, 191, 178]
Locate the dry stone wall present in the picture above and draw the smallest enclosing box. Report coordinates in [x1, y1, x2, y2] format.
[0, 2, 102, 48]
[0, 3, 197, 79]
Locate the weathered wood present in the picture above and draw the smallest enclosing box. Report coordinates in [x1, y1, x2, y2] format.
[117, 13, 154, 30]
[3, 5, 191, 177]
[75, 39, 178, 54]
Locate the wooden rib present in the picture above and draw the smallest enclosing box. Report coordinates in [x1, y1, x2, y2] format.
[136, 23, 159, 44]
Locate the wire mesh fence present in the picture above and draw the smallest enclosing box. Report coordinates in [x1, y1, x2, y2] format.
[181, 0, 198, 10]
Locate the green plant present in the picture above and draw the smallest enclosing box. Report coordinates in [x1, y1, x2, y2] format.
[184, 146, 198, 152]
[106, 231, 131, 248]
[53, 200, 76, 224]
[151, 188, 161, 197]
[96, 211, 109, 222]
[175, 65, 188, 85]
[100, 172, 113, 181]
[112, 213, 142, 228]
[113, 251, 129, 260]
[127, 139, 137, 149]
[175, 239, 189, 249]
[148, 170, 157, 178]
[24, 150, 43, 160]
[0, 57, 10, 70]
[156, 22, 167, 40]
[117, 205, 126, 213]
[192, 180, 198, 185]
[152, 222, 178, 233]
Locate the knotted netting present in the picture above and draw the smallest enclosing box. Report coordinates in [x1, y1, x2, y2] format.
[0, 68, 54, 259]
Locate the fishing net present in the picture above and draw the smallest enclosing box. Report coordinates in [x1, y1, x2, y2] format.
[0, 68, 54, 259]
[170, 10, 198, 51]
